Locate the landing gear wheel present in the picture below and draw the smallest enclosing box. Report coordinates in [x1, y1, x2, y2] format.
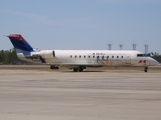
[73, 68, 78, 72]
[50, 65, 59, 70]
[79, 67, 83, 72]
[144, 67, 148, 72]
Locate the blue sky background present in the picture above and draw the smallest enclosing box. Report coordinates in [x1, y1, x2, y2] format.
[0, 0, 161, 53]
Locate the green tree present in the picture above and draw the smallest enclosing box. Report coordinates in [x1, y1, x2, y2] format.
[0, 49, 31, 65]
[150, 52, 161, 63]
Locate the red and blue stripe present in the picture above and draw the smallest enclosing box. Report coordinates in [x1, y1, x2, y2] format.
[8, 34, 34, 51]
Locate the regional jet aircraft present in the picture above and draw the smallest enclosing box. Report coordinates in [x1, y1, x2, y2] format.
[7, 34, 159, 72]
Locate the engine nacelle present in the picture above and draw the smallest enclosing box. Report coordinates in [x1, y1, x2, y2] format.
[40, 50, 54, 59]
[31, 50, 55, 60]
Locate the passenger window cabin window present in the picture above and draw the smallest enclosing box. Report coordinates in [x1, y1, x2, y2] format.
[84, 55, 86, 58]
[79, 55, 81, 58]
[112, 56, 114, 58]
[70, 55, 72, 58]
[93, 56, 95, 58]
[117, 56, 119, 58]
[75, 55, 77, 58]
[88, 56, 90, 58]
[121, 56, 123, 58]
[107, 56, 109, 59]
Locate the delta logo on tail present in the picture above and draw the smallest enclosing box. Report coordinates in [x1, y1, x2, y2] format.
[8, 34, 34, 52]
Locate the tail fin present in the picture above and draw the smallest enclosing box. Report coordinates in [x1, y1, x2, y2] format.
[8, 34, 34, 52]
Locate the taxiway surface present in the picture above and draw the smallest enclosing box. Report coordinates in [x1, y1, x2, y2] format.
[0, 66, 161, 120]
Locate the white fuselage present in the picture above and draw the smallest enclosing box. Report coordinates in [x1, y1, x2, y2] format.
[18, 50, 159, 68]
[7, 34, 159, 72]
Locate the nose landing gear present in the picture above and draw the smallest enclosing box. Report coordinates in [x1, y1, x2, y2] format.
[144, 67, 148, 72]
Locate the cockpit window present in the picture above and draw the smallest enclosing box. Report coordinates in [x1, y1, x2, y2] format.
[137, 54, 150, 57]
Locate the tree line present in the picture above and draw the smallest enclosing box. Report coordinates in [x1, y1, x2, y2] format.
[0, 49, 31, 64]
[150, 52, 161, 63]
[0, 49, 161, 65]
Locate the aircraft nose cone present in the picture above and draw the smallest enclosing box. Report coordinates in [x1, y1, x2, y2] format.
[153, 59, 159, 66]
[148, 57, 159, 66]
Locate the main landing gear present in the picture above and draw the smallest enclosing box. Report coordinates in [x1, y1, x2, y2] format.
[73, 67, 85, 72]
[50, 65, 59, 70]
[144, 67, 148, 72]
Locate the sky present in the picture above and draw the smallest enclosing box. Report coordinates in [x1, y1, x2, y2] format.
[0, 0, 161, 53]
